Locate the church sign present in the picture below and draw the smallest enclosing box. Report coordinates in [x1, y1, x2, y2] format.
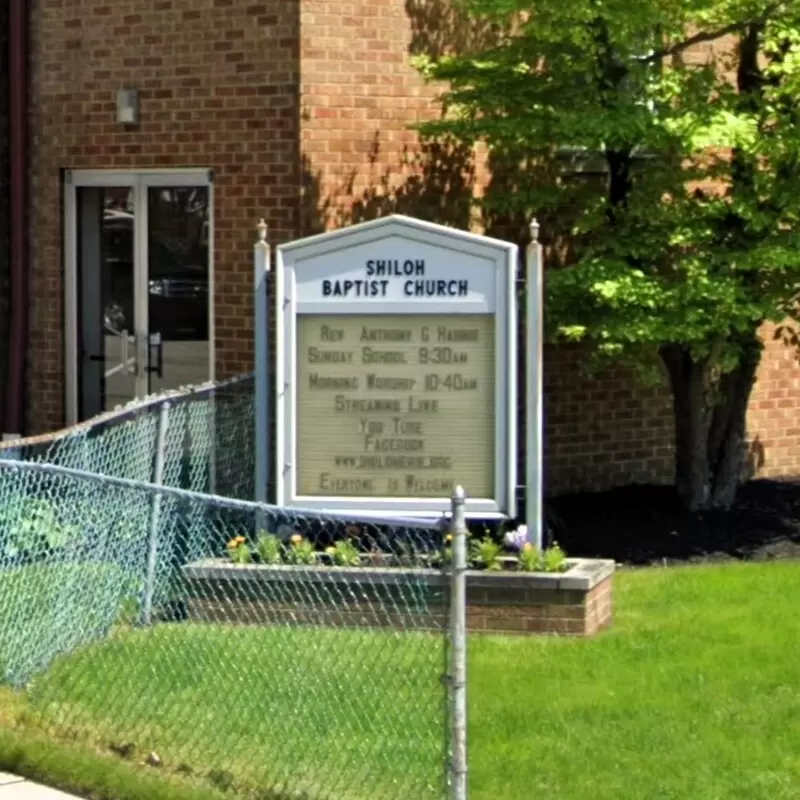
[275, 214, 517, 518]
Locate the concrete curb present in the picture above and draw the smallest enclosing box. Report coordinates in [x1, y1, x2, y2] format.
[0, 773, 82, 798]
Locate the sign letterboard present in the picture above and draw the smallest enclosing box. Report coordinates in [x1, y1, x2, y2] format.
[275, 215, 517, 518]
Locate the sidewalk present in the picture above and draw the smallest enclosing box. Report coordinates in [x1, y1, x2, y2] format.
[0, 773, 82, 799]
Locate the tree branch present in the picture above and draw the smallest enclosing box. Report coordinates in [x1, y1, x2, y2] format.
[637, 2, 787, 65]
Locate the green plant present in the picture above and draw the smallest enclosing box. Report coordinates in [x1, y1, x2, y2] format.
[325, 539, 361, 567]
[433, 529, 477, 569]
[441, 534, 454, 567]
[0, 498, 80, 559]
[255, 533, 283, 565]
[542, 542, 568, 573]
[470, 536, 502, 571]
[285, 535, 317, 566]
[517, 542, 569, 574]
[517, 543, 541, 573]
[225, 536, 250, 565]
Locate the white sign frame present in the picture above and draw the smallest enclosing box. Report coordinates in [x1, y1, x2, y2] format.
[275, 214, 517, 519]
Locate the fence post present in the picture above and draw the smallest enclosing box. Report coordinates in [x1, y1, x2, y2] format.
[254, 218, 271, 510]
[449, 485, 468, 800]
[141, 400, 170, 626]
[526, 218, 545, 552]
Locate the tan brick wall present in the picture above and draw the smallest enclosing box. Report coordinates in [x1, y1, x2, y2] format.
[28, 0, 300, 432]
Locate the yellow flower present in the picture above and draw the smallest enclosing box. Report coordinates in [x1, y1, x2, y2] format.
[523, 542, 533, 552]
[226, 539, 238, 549]
[325, 546, 336, 555]
[445, 534, 453, 543]
[235, 536, 246, 544]
[291, 534, 303, 545]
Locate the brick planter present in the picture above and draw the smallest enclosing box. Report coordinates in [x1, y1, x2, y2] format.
[181, 558, 614, 637]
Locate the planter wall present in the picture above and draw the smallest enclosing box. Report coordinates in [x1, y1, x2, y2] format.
[182, 558, 615, 637]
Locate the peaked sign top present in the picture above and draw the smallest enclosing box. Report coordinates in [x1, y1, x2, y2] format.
[277, 214, 517, 315]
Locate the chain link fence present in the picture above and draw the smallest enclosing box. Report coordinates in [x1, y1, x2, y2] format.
[0, 457, 459, 800]
[0, 373, 256, 500]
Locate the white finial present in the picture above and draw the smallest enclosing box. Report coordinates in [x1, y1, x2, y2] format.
[529, 217, 540, 243]
[256, 218, 268, 243]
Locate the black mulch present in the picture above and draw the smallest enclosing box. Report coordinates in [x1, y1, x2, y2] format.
[545, 479, 800, 567]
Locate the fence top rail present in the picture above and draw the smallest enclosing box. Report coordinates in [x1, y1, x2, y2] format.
[0, 458, 448, 531]
[0, 373, 254, 453]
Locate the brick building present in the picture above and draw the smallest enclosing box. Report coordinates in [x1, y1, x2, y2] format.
[2, 2, 799, 494]
[0, 1, 8, 409]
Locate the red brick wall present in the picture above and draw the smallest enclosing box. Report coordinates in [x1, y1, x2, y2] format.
[298, 0, 444, 233]
[27, 0, 300, 432]
[298, 2, 800, 493]
[0, 0, 9, 411]
[25, 1, 800, 492]
[747, 324, 800, 479]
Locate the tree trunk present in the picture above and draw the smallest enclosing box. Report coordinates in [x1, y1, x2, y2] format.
[707, 336, 762, 508]
[660, 337, 761, 511]
[661, 345, 713, 510]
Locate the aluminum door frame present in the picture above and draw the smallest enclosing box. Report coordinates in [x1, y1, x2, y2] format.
[63, 169, 215, 425]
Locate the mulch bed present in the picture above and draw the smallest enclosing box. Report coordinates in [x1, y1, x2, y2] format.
[547, 479, 800, 567]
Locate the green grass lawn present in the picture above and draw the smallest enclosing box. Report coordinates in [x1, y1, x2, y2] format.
[0, 562, 130, 687]
[469, 561, 800, 800]
[4, 623, 446, 800]
[2, 561, 800, 799]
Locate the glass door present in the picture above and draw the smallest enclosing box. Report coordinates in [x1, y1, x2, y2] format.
[145, 185, 211, 397]
[75, 184, 141, 419]
[65, 171, 213, 424]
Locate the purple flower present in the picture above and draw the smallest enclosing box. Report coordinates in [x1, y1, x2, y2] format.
[503, 526, 528, 551]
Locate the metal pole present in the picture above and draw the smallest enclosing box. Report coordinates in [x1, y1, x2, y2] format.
[449, 485, 468, 800]
[526, 219, 544, 551]
[254, 219, 271, 509]
[142, 400, 170, 626]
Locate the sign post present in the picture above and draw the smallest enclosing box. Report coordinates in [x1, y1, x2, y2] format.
[254, 219, 270, 506]
[274, 215, 518, 519]
[525, 220, 544, 550]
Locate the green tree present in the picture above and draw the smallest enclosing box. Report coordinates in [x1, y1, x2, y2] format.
[414, 0, 800, 510]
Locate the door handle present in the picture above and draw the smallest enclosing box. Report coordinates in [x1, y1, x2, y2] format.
[135, 330, 147, 379]
[146, 332, 164, 379]
[87, 329, 136, 379]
